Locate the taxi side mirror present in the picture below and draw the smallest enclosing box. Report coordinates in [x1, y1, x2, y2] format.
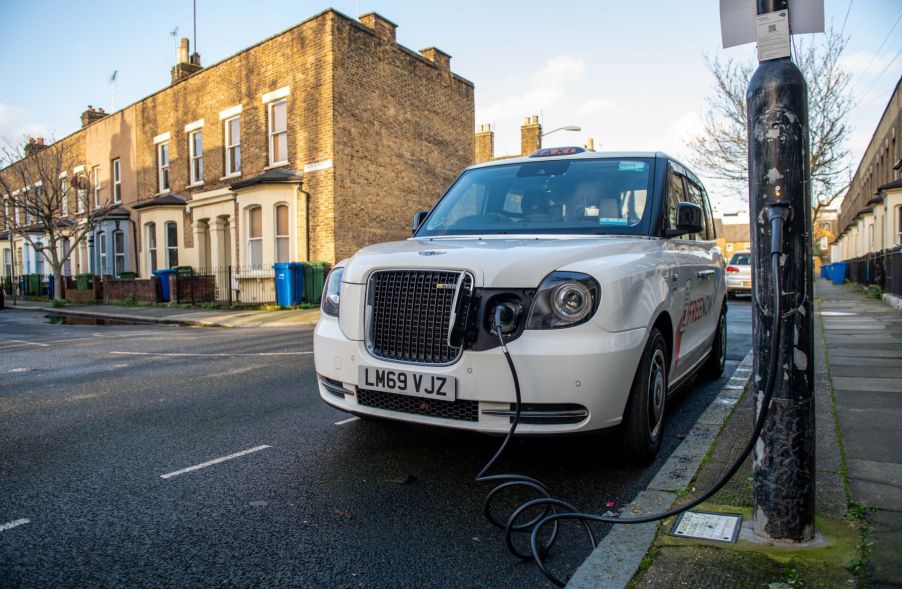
[412, 210, 429, 235]
[666, 202, 703, 237]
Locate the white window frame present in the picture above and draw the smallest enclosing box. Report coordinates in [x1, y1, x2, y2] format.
[112, 159, 122, 203]
[146, 222, 158, 273]
[60, 174, 69, 215]
[24, 188, 33, 225]
[247, 206, 263, 267]
[224, 116, 241, 176]
[189, 130, 204, 186]
[274, 203, 290, 263]
[267, 99, 288, 167]
[157, 142, 170, 193]
[114, 230, 125, 276]
[165, 221, 179, 269]
[98, 231, 107, 276]
[897, 206, 902, 245]
[92, 165, 101, 209]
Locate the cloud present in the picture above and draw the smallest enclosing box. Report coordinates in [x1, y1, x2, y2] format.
[477, 55, 586, 123]
[0, 102, 50, 141]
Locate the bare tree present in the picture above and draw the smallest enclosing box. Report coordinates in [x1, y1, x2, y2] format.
[0, 136, 116, 301]
[689, 27, 854, 225]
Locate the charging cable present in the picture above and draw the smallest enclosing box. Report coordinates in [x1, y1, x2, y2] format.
[477, 205, 791, 586]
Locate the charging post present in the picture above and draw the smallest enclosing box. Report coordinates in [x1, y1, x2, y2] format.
[746, 0, 816, 541]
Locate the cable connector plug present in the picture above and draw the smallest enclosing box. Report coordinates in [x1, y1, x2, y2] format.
[767, 202, 792, 256]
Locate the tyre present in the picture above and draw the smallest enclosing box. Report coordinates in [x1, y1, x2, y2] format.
[620, 328, 668, 464]
[703, 306, 727, 379]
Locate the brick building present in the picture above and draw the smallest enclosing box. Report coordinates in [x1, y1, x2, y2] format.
[2, 9, 474, 300]
[832, 77, 902, 261]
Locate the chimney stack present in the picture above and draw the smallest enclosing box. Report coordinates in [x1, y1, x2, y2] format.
[24, 136, 48, 158]
[80, 105, 109, 128]
[520, 115, 542, 156]
[475, 124, 495, 163]
[586, 137, 595, 152]
[171, 37, 203, 84]
[359, 13, 397, 42]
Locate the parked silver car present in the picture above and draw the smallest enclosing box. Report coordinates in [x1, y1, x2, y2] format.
[725, 251, 752, 297]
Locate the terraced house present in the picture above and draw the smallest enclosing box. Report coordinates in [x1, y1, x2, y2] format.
[1, 8, 474, 302]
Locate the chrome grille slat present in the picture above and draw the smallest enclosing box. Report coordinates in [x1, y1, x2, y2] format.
[367, 269, 470, 365]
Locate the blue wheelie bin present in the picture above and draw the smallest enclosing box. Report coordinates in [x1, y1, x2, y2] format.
[290, 262, 306, 305]
[820, 264, 829, 279]
[273, 262, 296, 307]
[153, 268, 177, 301]
[830, 262, 847, 285]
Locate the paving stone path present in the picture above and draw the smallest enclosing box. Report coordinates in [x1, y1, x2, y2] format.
[818, 278, 902, 587]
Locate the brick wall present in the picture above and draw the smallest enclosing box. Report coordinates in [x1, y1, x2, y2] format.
[133, 11, 336, 260]
[102, 277, 160, 304]
[330, 13, 474, 260]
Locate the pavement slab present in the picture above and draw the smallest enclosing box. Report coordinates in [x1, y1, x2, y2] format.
[869, 509, 902, 586]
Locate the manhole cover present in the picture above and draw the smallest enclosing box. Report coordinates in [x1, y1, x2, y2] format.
[670, 511, 742, 543]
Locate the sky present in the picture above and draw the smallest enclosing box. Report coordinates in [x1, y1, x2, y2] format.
[1, 0, 900, 214]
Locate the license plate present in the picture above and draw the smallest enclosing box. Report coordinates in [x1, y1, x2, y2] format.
[742, 281, 751, 288]
[359, 366, 456, 401]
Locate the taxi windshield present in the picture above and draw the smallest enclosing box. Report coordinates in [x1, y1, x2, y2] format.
[417, 157, 655, 237]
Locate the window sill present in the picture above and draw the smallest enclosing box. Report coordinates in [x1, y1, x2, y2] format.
[154, 190, 171, 197]
[264, 161, 290, 171]
[188, 181, 205, 189]
[220, 172, 242, 181]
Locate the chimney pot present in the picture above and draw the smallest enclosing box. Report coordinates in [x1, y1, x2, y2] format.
[531, 115, 539, 125]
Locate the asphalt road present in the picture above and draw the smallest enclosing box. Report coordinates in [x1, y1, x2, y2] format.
[0, 301, 752, 588]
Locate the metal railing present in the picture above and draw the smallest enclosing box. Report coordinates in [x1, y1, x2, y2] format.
[841, 247, 902, 298]
[189, 265, 277, 305]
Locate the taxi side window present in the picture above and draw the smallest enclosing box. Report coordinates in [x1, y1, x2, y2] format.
[666, 171, 689, 240]
[686, 180, 710, 240]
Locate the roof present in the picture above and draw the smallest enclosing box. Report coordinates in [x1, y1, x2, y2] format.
[96, 206, 132, 218]
[878, 179, 902, 192]
[0, 230, 10, 240]
[230, 169, 303, 191]
[132, 193, 187, 210]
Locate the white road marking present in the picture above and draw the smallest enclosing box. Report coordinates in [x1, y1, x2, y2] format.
[0, 518, 30, 532]
[0, 338, 49, 347]
[160, 445, 272, 479]
[335, 417, 360, 426]
[4, 368, 28, 373]
[112, 351, 312, 357]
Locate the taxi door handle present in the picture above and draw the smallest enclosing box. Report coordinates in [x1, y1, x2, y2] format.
[697, 269, 716, 279]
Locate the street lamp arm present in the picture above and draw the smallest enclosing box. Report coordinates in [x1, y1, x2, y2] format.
[541, 125, 581, 138]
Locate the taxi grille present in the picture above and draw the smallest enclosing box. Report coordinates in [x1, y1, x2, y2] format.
[356, 389, 479, 422]
[367, 270, 470, 365]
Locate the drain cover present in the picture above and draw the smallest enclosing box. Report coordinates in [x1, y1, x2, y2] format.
[670, 511, 742, 543]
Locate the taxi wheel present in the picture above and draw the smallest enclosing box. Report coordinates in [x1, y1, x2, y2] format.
[620, 328, 667, 464]
[703, 307, 727, 379]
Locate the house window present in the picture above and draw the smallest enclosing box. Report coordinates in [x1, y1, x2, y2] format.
[76, 174, 87, 213]
[158, 142, 170, 192]
[166, 222, 179, 268]
[275, 204, 290, 263]
[189, 130, 203, 185]
[114, 231, 125, 276]
[112, 159, 122, 203]
[225, 116, 241, 175]
[61, 177, 69, 215]
[247, 206, 262, 266]
[24, 188, 33, 224]
[93, 166, 101, 209]
[34, 241, 44, 275]
[3, 248, 11, 277]
[98, 232, 107, 276]
[268, 99, 288, 165]
[147, 222, 157, 273]
[62, 238, 71, 276]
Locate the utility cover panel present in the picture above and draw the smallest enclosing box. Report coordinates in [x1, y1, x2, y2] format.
[670, 511, 742, 543]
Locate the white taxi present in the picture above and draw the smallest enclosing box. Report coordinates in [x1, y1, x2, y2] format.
[314, 149, 726, 461]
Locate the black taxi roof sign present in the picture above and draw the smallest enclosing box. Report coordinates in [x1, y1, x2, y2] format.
[529, 146, 586, 158]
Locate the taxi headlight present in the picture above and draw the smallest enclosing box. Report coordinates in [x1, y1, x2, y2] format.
[321, 267, 344, 317]
[526, 272, 599, 329]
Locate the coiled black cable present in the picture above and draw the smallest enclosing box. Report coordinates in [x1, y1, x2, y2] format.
[477, 241, 786, 587]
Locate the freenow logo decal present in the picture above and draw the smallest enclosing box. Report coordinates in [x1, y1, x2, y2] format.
[419, 250, 446, 256]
